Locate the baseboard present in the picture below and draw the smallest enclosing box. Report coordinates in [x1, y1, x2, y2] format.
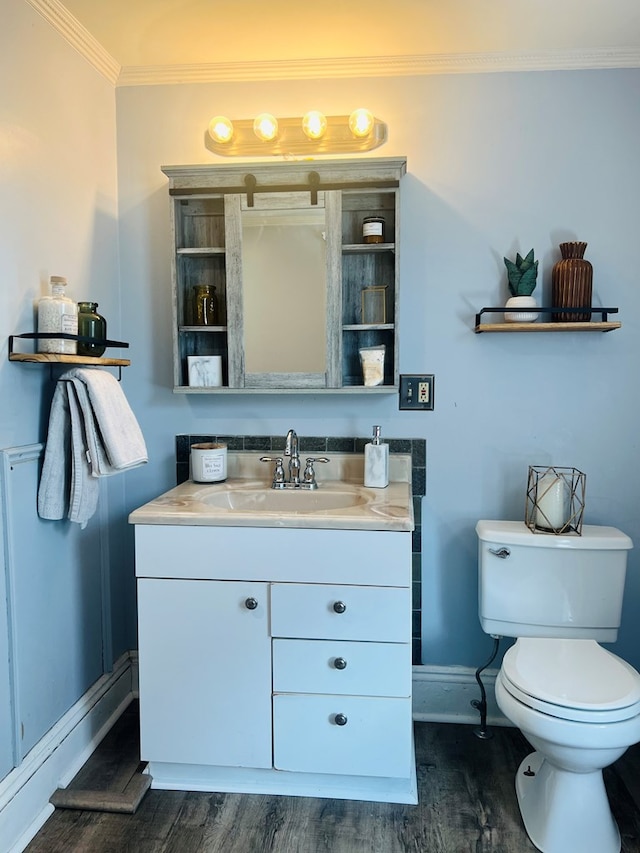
[412, 664, 510, 727]
[0, 654, 508, 851]
[1, 652, 135, 853]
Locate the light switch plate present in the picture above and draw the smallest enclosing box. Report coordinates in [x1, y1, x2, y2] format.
[399, 374, 434, 411]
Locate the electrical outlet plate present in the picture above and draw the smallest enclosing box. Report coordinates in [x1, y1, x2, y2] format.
[399, 374, 435, 411]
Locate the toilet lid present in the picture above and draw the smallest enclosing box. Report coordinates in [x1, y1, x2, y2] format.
[501, 638, 640, 723]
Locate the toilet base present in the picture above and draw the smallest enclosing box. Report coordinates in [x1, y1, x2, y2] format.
[515, 751, 620, 853]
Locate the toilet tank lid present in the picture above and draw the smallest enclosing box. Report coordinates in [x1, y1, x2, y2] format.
[476, 520, 633, 550]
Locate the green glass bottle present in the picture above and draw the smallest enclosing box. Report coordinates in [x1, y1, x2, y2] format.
[77, 302, 107, 357]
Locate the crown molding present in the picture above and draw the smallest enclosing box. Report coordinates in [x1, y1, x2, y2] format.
[26, 0, 120, 85]
[24, 1, 640, 89]
[116, 47, 640, 87]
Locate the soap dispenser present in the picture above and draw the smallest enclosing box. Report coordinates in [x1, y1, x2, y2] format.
[364, 425, 389, 488]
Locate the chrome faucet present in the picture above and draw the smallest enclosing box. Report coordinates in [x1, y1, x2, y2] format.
[260, 429, 329, 489]
[284, 429, 301, 485]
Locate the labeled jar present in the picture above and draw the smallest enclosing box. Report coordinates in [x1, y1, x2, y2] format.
[362, 216, 385, 244]
[191, 442, 227, 483]
[193, 284, 218, 325]
[77, 302, 107, 357]
[37, 276, 78, 354]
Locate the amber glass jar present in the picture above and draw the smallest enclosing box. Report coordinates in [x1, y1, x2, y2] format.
[77, 302, 107, 356]
[193, 284, 218, 325]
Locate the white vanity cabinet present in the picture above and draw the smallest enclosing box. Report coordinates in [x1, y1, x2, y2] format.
[134, 524, 416, 804]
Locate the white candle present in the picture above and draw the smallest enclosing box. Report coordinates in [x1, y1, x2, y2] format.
[535, 473, 570, 531]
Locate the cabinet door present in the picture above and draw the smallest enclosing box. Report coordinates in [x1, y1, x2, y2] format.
[137, 578, 272, 768]
[226, 191, 339, 390]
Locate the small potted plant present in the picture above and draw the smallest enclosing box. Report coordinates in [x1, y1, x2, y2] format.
[503, 248, 539, 322]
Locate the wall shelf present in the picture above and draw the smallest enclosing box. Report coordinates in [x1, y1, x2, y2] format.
[8, 334, 130, 367]
[475, 307, 621, 334]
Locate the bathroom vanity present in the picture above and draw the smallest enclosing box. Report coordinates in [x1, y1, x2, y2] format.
[129, 452, 417, 803]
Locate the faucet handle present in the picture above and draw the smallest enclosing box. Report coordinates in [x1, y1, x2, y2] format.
[302, 456, 330, 487]
[260, 456, 285, 486]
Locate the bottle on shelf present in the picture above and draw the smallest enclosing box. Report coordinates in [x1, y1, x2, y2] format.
[192, 284, 218, 326]
[77, 302, 107, 357]
[37, 276, 78, 354]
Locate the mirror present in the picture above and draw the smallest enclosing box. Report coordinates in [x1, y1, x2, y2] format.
[241, 205, 327, 375]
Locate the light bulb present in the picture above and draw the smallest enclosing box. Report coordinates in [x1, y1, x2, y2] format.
[348, 108, 374, 138]
[302, 110, 327, 140]
[253, 113, 279, 142]
[208, 116, 234, 144]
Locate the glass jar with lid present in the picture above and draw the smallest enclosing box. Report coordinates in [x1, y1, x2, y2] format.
[362, 216, 385, 244]
[37, 275, 78, 354]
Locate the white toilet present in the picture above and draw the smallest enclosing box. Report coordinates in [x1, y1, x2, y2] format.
[476, 520, 640, 853]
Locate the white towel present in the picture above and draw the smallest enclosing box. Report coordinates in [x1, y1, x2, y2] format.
[63, 369, 148, 474]
[38, 368, 148, 526]
[66, 381, 99, 526]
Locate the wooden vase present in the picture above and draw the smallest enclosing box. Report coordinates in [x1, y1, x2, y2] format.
[552, 242, 593, 322]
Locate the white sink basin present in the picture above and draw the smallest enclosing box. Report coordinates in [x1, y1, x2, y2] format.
[200, 488, 367, 513]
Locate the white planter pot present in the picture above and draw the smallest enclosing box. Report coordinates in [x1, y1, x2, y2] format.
[504, 296, 539, 323]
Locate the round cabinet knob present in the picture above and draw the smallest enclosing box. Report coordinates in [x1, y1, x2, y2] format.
[334, 713, 348, 726]
[333, 657, 347, 670]
[333, 601, 347, 614]
[244, 597, 258, 610]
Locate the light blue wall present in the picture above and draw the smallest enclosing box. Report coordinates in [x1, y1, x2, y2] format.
[2, 9, 639, 789]
[116, 69, 640, 670]
[0, 1, 125, 781]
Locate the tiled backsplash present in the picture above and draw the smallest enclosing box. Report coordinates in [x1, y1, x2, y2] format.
[176, 434, 426, 664]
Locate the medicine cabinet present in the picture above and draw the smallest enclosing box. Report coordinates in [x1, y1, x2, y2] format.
[161, 157, 406, 394]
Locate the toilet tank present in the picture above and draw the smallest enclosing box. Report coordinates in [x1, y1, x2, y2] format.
[476, 520, 633, 642]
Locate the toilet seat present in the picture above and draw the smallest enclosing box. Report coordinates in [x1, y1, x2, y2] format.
[501, 638, 640, 723]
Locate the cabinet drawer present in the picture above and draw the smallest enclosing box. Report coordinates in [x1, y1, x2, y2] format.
[271, 584, 410, 642]
[273, 639, 410, 697]
[273, 694, 412, 778]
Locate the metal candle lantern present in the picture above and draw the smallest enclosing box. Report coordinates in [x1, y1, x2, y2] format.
[525, 466, 586, 535]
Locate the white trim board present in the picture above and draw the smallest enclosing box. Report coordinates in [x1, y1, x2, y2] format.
[24, 0, 640, 88]
[0, 656, 509, 853]
[412, 664, 510, 727]
[1, 653, 134, 853]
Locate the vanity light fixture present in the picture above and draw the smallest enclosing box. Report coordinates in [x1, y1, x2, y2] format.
[302, 110, 328, 140]
[204, 109, 386, 157]
[208, 115, 234, 145]
[253, 113, 279, 142]
[348, 108, 375, 138]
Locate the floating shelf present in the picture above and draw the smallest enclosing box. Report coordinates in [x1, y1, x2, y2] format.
[8, 333, 130, 367]
[475, 307, 621, 334]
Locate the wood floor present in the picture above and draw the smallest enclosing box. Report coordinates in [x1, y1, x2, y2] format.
[26, 702, 640, 853]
